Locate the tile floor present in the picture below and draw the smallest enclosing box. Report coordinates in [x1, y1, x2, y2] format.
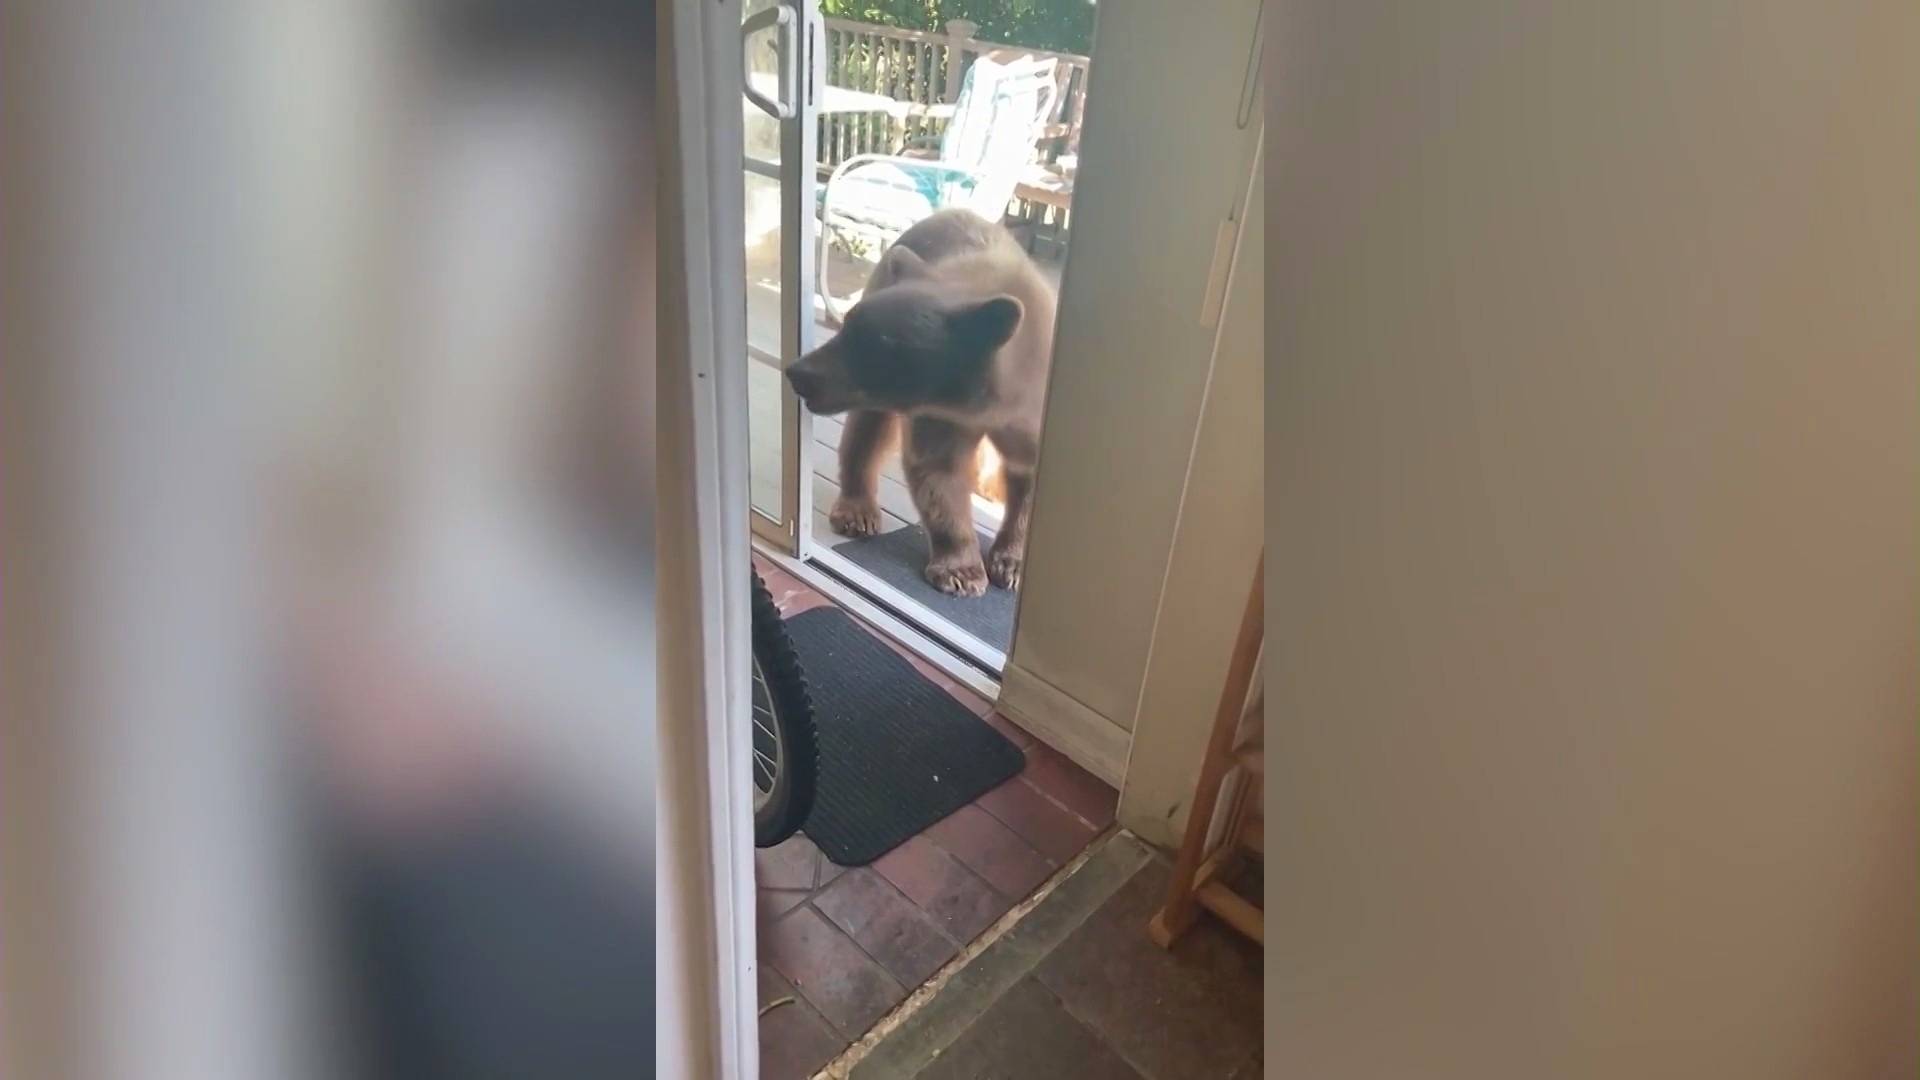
[752, 554, 1120, 1079]
[901, 852, 1265, 1080]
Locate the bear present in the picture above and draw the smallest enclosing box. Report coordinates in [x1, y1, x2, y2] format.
[784, 209, 1057, 598]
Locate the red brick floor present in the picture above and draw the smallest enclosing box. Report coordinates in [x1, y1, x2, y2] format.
[752, 554, 1119, 1079]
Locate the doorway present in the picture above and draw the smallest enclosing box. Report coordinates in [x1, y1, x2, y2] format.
[730, 5, 1125, 1074]
[710, 0, 1267, 1073]
[740, 0, 1092, 682]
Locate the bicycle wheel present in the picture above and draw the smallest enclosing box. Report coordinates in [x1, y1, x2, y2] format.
[751, 569, 819, 847]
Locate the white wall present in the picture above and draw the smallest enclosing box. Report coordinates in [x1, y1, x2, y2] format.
[10, 3, 326, 1077]
[1002, 0, 1266, 782]
[1265, 3, 1916, 1077]
[1117, 141, 1264, 848]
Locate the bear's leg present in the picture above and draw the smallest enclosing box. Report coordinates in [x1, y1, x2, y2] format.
[829, 409, 899, 537]
[985, 466, 1034, 591]
[905, 418, 987, 597]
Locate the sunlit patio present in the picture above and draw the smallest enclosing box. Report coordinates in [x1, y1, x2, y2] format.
[744, 15, 1083, 552]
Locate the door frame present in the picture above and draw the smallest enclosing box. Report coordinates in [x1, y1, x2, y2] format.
[744, 0, 824, 556]
[659, 0, 761, 1075]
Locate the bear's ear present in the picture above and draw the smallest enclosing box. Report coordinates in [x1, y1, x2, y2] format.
[878, 246, 929, 285]
[948, 295, 1024, 353]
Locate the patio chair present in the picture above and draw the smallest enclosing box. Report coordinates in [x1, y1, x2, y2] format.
[816, 53, 1059, 323]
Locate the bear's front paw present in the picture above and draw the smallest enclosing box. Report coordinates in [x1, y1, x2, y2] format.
[986, 546, 1023, 591]
[925, 555, 989, 597]
[829, 496, 883, 537]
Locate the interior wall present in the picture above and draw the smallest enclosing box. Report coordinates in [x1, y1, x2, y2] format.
[1117, 142, 1263, 849]
[17, 3, 324, 1076]
[1002, 0, 1265, 770]
[2, 1, 77, 1074]
[1264, 3, 1917, 1077]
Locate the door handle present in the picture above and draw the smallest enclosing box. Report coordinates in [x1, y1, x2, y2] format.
[806, 9, 826, 109]
[743, 5, 797, 121]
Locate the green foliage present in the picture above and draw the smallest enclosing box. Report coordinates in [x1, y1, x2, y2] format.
[819, 0, 1095, 57]
[833, 231, 877, 261]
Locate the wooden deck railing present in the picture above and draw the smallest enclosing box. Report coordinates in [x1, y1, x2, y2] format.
[819, 18, 1088, 246]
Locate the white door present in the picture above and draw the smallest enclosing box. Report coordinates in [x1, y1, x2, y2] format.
[742, 0, 824, 555]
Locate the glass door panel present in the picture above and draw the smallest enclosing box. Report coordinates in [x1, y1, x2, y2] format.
[741, 0, 821, 552]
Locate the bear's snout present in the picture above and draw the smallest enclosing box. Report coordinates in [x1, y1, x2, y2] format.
[784, 344, 857, 415]
[785, 365, 825, 402]
[785, 364, 854, 415]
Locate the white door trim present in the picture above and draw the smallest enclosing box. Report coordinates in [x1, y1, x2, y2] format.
[997, 666, 1131, 788]
[658, 1, 758, 1076]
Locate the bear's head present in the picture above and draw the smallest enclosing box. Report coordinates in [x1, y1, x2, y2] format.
[784, 247, 1024, 417]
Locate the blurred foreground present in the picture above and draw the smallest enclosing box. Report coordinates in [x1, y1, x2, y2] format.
[4, 2, 661, 1077]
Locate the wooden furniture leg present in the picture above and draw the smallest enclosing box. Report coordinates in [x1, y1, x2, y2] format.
[1149, 551, 1264, 949]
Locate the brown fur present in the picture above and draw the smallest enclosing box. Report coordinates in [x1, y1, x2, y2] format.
[786, 209, 1056, 596]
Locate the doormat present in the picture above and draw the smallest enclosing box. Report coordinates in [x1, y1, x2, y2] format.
[786, 607, 1026, 865]
[832, 524, 1016, 651]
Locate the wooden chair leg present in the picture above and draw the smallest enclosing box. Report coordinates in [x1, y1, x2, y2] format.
[1150, 552, 1264, 949]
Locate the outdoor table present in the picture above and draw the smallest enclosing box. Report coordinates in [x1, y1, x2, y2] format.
[748, 72, 943, 121]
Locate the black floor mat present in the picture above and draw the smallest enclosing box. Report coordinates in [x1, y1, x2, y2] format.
[832, 524, 1016, 651]
[786, 607, 1026, 866]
